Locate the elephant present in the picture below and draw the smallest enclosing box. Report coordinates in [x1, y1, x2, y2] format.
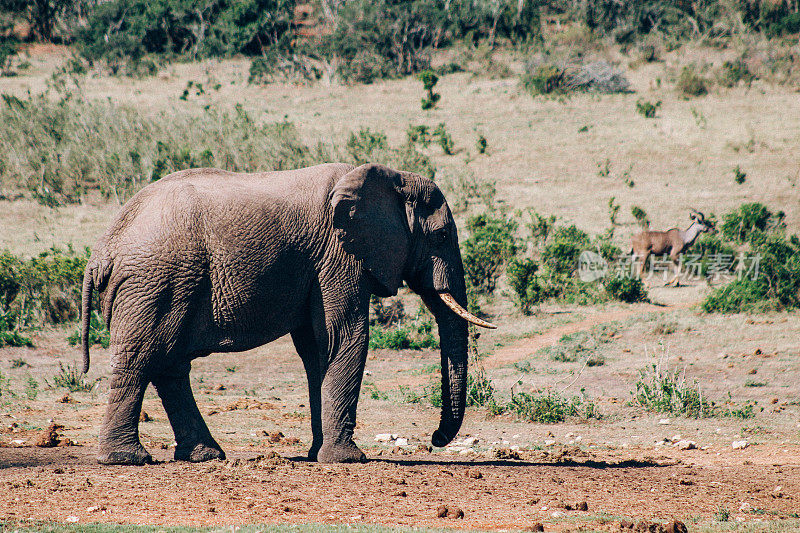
[80, 162, 496, 465]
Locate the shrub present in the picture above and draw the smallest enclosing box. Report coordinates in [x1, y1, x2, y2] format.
[719, 59, 756, 88]
[541, 225, 590, 275]
[631, 205, 649, 229]
[675, 66, 708, 98]
[461, 213, 519, 293]
[507, 258, 542, 315]
[0, 247, 88, 329]
[721, 202, 774, 243]
[604, 276, 647, 303]
[703, 232, 800, 312]
[733, 166, 747, 184]
[67, 311, 110, 349]
[344, 127, 435, 179]
[433, 123, 455, 155]
[507, 389, 599, 423]
[476, 134, 487, 154]
[368, 306, 438, 351]
[636, 99, 661, 118]
[76, 0, 296, 69]
[466, 367, 496, 408]
[521, 64, 565, 95]
[633, 363, 713, 418]
[49, 363, 95, 392]
[418, 70, 441, 110]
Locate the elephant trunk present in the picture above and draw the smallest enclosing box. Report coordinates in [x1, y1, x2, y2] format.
[422, 292, 469, 448]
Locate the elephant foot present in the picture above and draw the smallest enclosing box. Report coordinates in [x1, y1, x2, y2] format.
[175, 442, 226, 462]
[97, 446, 153, 466]
[317, 441, 366, 463]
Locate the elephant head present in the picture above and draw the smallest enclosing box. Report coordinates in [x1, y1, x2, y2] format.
[331, 163, 495, 447]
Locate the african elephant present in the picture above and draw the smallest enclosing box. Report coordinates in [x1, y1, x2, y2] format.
[80, 162, 495, 465]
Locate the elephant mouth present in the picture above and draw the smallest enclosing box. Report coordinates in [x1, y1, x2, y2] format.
[437, 292, 496, 329]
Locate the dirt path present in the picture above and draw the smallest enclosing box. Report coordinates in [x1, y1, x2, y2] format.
[485, 302, 690, 369]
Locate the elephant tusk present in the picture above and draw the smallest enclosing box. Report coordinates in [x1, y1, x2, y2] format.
[438, 293, 497, 329]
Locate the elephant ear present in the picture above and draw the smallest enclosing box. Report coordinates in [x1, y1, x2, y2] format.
[331, 163, 414, 296]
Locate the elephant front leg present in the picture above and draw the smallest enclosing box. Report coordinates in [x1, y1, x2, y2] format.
[317, 337, 369, 464]
[97, 369, 152, 465]
[152, 365, 225, 462]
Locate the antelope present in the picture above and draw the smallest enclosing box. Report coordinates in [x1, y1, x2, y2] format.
[631, 210, 715, 286]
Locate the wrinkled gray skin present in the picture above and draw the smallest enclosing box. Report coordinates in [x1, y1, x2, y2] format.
[81, 163, 470, 465]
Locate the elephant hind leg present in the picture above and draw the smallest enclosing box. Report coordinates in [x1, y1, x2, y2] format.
[291, 323, 323, 461]
[152, 364, 225, 462]
[97, 368, 152, 465]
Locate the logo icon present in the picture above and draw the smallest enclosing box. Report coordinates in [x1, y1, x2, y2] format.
[578, 250, 607, 282]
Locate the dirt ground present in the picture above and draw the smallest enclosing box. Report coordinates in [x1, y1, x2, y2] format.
[1, 294, 798, 531]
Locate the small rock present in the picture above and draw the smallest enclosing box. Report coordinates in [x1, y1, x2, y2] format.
[139, 411, 152, 422]
[732, 440, 749, 449]
[214, 384, 226, 391]
[664, 519, 688, 533]
[577, 501, 589, 511]
[675, 440, 696, 450]
[416, 444, 432, 453]
[525, 523, 544, 532]
[283, 437, 300, 444]
[57, 394, 77, 404]
[658, 418, 670, 425]
[634, 520, 664, 533]
[448, 506, 464, 519]
[375, 433, 396, 442]
[678, 479, 693, 486]
[393, 491, 407, 497]
[462, 436, 478, 446]
[436, 505, 448, 518]
[65, 517, 79, 523]
[394, 437, 408, 446]
[544, 439, 556, 446]
[619, 519, 634, 529]
[747, 368, 757, 375]
[468, 469, 482, 479]
[268, 431, 284, 443]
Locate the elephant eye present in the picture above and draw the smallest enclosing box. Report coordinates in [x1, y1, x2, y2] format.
[433, 229, 448, 245]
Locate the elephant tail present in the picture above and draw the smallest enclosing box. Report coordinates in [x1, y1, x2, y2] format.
[80, 265, 94, 374]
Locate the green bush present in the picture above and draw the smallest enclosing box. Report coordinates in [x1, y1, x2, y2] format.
[521, 64, 565, 95]
[541, 225, 590, 275]
[633, 363, 713, 418]
[720, 202, 775, 243]
[76, 0, 296, 69]
[461, 213, 519, 293]
[418, 70, 441, 110]
[49, 362, 95, 392]
[507, 258, 542, 315]
[675, 66, 709, 98]
[507, 389, 599, 423]
[631, 205, 649, 229]
[368, 306, 438, 351]
[733, 166, 747, 184]
[321, 0, 541, 83]
[719, 59, 756, 88]
[633, 360, 757, 419]
[702, 232, 800, 313]
[0, 247, 88, 329]
[344, 127, 435, 179]
[635, 99, 661, 118]
[466, 367, 496, 408]
[604, 276, 647, 303]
